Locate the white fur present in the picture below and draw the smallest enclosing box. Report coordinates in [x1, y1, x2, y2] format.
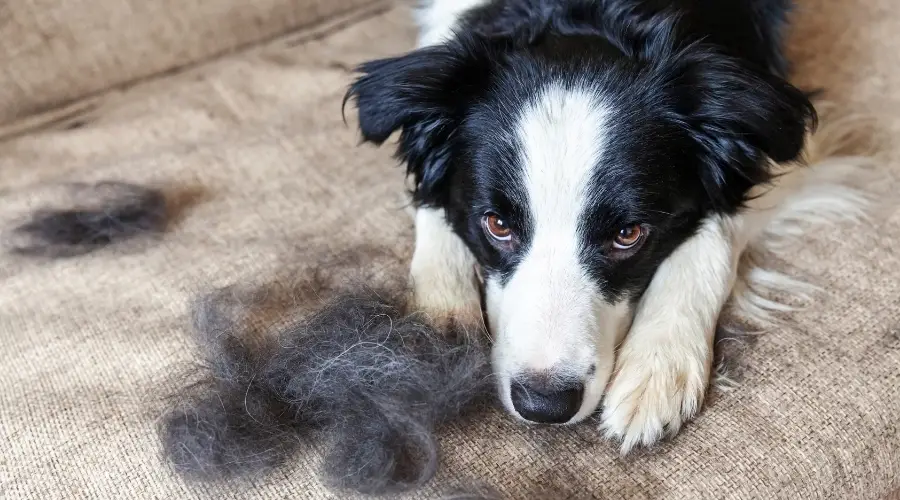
[487, 83, 632, 423]
[409, 207, 484, 332]
[415, 0, 491, 48]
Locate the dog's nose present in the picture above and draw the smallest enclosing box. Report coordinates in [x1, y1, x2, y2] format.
[510, 375, 584, 424]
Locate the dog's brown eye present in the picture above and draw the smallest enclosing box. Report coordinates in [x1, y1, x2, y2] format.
[613, 225, 644, 249]
[483, 213, 512, 241]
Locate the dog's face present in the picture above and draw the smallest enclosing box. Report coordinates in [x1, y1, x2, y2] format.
[454, 79, 709, 424]
[346, 31, 811, 423]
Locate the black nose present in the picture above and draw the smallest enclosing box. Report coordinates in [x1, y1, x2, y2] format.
[510, 375, 584, 424]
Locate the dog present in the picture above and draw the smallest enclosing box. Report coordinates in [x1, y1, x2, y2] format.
[344, 0, 836, 453]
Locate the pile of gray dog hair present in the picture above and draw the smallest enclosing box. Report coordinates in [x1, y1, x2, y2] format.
[159, 283, 496, 495]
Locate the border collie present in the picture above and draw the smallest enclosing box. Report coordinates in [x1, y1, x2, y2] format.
[344, 0, 859, 452]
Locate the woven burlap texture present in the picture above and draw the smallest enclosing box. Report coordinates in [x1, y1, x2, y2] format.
[0, 1, 898, 499]
[0, 0, 377, 126]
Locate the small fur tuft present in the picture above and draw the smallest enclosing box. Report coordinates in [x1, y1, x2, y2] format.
[160, 283, 493, 494]
[7, 181, 168, 257]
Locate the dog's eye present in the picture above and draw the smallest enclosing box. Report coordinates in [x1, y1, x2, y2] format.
[483, 213, 512, 241]
[613, 225, 644, 250]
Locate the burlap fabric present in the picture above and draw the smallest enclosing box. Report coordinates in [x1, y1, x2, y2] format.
[1, 1, 898, 499]
[0, 0, 377, 126]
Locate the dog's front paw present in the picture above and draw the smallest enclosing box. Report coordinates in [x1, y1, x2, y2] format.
[408, 261, 484, 337]
[410, 279, 483, 334]
[407, 207, 485, 336]
[600, 338, 711, 454]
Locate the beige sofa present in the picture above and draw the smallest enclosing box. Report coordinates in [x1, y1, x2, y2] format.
[1, 0, 898, 498]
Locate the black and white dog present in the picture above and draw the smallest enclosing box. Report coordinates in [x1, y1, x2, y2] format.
[345, 0, 859, 452]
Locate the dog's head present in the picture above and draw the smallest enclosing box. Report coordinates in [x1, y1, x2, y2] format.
[345, 19, 813, 424]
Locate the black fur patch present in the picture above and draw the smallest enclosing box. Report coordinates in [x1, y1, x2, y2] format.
[160, 282, 493, 494]
[6, 181, 168, 257]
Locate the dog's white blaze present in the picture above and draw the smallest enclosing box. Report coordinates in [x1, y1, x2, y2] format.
[487, 83, 631, 423]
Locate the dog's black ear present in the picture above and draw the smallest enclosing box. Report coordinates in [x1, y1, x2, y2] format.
[668, 50, 816, 210]
[344, 37, 499, 206]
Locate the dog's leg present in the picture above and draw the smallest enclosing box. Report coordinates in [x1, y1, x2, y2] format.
[601, 163, 809, 453]
[406, 1, 490, 330]
[600, 213, 739, 453]
[409, 207, 484, 332]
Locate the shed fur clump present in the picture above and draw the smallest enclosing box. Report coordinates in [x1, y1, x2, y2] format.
[160, 282, 493, 494]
